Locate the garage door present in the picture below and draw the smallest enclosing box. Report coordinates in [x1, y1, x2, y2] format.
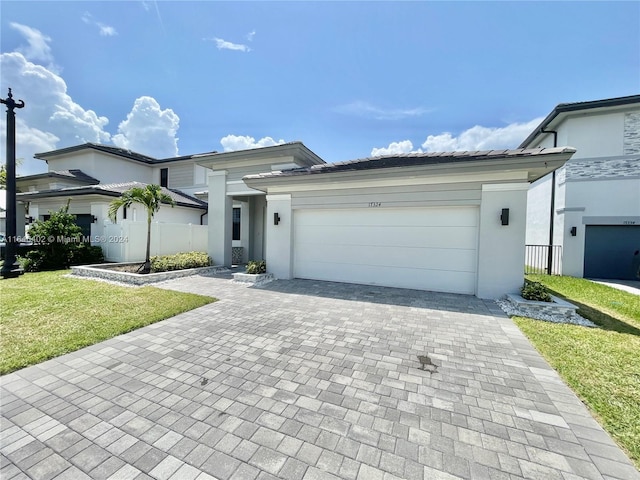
[293, 207, 478, 294]
[584, 225, 640, 280]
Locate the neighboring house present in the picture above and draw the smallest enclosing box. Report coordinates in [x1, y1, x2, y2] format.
[16, 144, 210, 262]
[521, 95, 640, 280]
[199, 143, 575, 299]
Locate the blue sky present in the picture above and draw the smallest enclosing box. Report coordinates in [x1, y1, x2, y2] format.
[1, 1, 638, 175]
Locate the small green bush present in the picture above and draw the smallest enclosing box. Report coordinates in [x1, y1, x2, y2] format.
[150, 251, 211, 273]
[69, 243, 105, 265]
[26, 202, 84, 270]
[18, 249, 48, 272]
[246, 260, 266, 274]
[521, 281, 552, 302]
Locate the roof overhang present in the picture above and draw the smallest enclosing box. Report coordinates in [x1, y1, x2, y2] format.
[17, 188, 207, 210]
[16, 171, 100, 186]
[195, 142, 325, 171]
[243, 147, 576, 193]
[519, 95, 640, 148]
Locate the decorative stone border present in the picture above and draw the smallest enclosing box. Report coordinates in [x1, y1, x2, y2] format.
[232, 272, 275, 286]
[506, 293, 578, 318]
[498, 293, 596, 327]
[71, 262, 230, 286]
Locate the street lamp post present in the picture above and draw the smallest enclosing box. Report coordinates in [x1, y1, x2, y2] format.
[1, 88, 25, 279]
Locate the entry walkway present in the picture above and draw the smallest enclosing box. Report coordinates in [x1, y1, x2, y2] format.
[1, 274, 638, 479]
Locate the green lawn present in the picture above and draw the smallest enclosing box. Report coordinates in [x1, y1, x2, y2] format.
[0, 270, 215, 375]
[514, 275, 640, 468]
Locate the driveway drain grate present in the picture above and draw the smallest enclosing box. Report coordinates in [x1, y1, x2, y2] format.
[417, 354, 438, 373]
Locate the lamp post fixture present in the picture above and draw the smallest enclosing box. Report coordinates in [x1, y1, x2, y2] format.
[1, 88, 25, 279]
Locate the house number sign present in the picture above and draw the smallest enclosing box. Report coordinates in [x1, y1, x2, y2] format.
[368, 202, 382, 207]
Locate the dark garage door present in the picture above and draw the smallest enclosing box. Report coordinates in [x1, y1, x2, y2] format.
[584, 225, 640, 280]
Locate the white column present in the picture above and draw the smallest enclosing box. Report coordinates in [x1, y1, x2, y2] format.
[208, 170, 233, 266]
[477, 183, 529, 299]
[265, 194, 293, 279]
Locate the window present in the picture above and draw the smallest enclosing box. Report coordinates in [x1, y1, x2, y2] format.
[232, 208, 241, 241]
[160, 168, 168, 187]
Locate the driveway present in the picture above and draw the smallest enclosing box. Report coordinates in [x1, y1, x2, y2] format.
[1, 274, 638, 480]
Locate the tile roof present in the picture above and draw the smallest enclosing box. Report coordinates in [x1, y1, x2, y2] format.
[17, 182, 207, 209]
[35, 143, 158, 163]
[244, 147, 577, 180]
[17, 169, 100, 184]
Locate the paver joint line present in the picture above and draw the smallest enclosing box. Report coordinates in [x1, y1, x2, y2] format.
[1, 275, 638, 480]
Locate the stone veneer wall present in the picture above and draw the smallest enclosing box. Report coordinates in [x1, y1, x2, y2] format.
[624, 112, 640, 155]
[564, 158, 640, 181]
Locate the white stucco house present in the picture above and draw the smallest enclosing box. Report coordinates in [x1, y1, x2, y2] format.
[199, 143, 574, 299]
[16, 144, 210, 262]
[522, 95, 640, 280]
[16, 139, 576, 298]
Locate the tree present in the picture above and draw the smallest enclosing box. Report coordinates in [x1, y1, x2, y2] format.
[108, 184, 176, 273]
[22, 199, 103, 271]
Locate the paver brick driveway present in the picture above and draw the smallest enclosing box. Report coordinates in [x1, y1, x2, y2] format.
[2, 273, 638, 480]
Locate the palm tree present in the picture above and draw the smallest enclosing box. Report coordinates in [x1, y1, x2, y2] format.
[108, 184, 176, 273]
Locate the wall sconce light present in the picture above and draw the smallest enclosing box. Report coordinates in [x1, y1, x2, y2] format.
[570, 226, 577, 236]
[27, 216, 34, 224]
[91, 215, 98, 223]
[500, 208, 509, 226]
[274, 213, 281, 225]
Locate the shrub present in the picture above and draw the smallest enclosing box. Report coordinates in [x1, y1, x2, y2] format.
[150, 251, 211, 273]
[521, 281, 552, 302]
[246, 260, 266, 274]
[18, 249, 48, 272]
[69, 243, 105, 266]
[25, 201, 83, 270]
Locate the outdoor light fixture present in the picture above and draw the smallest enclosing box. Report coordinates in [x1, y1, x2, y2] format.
[91, 215, 98, 223]
[500, 208, 509, 226]
[274, 213, 281, 225]
[570, 226, 577, 236]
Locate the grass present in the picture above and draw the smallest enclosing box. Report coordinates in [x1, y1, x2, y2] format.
[0, 270, 215, 375]
[514, 274, 640, 468]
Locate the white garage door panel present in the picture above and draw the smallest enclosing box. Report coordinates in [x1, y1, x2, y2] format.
[295, 225, 478, 250]
[293, 207, 478, 294]
[296, 260, 476, 294]
[298, 244, 477, 272]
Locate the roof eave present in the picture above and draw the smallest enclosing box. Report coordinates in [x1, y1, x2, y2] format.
[519, 94, 640, 148]
[243, 148, 576, 192]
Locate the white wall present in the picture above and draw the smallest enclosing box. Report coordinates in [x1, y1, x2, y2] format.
[265, 194, 293, 279]
[103, 221, 208, 263]
[477, 183, 529, 299]
[525, 175, 552, 245]
[47, 151, 153, 184]
[561, 112, 625, 159]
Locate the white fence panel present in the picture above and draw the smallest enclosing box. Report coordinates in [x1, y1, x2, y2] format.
[99, 221, 208, 262]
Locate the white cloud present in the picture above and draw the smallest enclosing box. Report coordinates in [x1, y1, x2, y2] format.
[335, 101, 430, 120]
[9, 23, 58, 72]
[420, 118, 544, 152]
[220, 135, 285, 152]
[82, 12, 118, 36]
[0, 52, 111, 174]
[370, 118, 545, 158]
[208, 37, 251, 52]
[246, 30, 256, 41]
[112, 96, 180, 158]
[371, 140, 416, 157]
